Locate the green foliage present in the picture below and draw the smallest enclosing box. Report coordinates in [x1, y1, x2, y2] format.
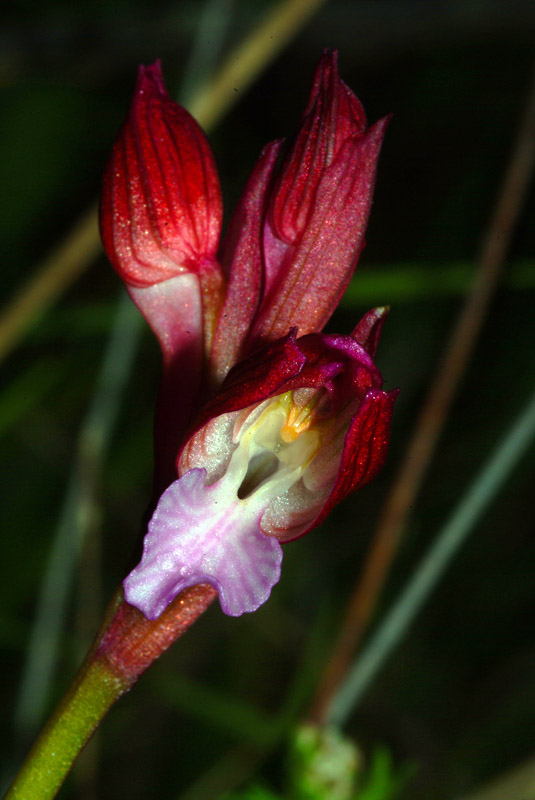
[221, 727, 412, 800]
[355, 748, 414, 800]
[223, 786, 281, 800]
[287, 725, 361, 800]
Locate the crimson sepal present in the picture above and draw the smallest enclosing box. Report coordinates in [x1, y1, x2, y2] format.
[211, 50, 390, 368]
[254, 116, 389, 344]
[189, 330, 307, 435]
[352, 305, 390, 358]
[312, 388, 398, 532]
[190, 327, 385, 445]
[100, 61, 222, 288]
[210, 141, 284, 380]
[270, 49, 368, 245]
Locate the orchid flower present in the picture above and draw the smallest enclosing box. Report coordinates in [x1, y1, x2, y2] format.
[6, 51, 399, 800]
[100, 50, 397, 620]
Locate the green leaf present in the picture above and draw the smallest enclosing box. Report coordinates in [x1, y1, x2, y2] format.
[355, 747, 414, 800]
[287, 724, 361, 800]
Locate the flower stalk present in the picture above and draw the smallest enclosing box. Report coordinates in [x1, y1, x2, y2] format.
[6, 586, 216, 800]
[6, 659, 124, 800]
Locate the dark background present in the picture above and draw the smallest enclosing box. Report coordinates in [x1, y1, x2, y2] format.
[2, 1, 535, 798]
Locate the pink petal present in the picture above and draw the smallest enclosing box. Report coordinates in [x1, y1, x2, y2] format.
[252, 119, 389, 343]
[270, 50, 367, 246]
[211, 141, 284, 380]
[123, 469, 283, 618]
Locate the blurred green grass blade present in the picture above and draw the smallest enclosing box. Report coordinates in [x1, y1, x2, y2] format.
[275, 602, 333, 734]
[179, 0, 235, 107]
[153, 606, 331, 749]
[327, 384, 535, 726]
[341, 259, 535, 305]
[12, 0, 234, 751]
[13, 293, 142, 742]
[31, 302, 116, 341]
[223, 787, 281, 800]
[177, 747, 271, 800]
[152, 672, 276, 748]
[0, 358, 64, 438]
[356, 747, 414, 800]
[14, 259, 535, 350]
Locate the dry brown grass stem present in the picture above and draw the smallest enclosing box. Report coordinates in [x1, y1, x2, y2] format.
[0, 205, 100, 363]
[309, 62, 535, 724]
[456, 755, 535, 800]
[188, 0, 326, 129]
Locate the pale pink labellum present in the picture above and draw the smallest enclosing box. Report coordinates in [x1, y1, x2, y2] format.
[124, 469, 283, 618]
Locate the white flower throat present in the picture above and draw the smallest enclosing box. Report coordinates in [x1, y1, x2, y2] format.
[226, 391, 322, 506]
[123, 389, 334, 620]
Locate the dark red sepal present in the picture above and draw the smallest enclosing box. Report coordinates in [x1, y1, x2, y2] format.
[100, 61, 222, 288]
[312, 388, 399, 531]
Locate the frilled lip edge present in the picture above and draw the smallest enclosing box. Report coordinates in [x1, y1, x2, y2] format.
[178, 327, 399, 543]
[123, 466, 284, 618]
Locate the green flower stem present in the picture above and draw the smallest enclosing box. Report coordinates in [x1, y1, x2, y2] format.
[6, 585, 217, 799]
[5, 657, 126, 800]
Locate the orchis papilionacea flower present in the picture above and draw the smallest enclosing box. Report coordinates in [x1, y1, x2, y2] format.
[100, 51, 398, 619]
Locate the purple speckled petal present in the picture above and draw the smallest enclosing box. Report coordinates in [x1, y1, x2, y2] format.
[123, 468, 283, 618]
